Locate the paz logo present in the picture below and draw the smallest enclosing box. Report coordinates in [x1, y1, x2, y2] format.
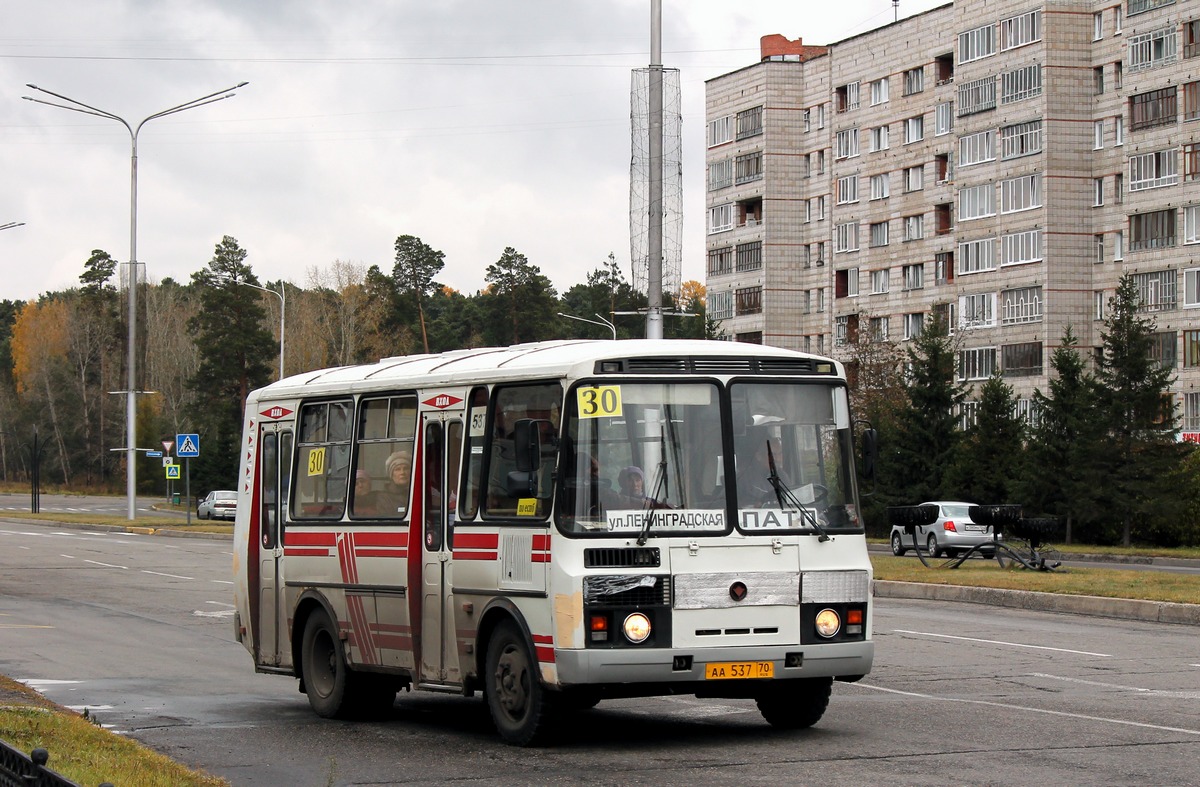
[423, 393, 463, 410]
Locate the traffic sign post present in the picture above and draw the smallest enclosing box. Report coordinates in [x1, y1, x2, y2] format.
[177, 434, 200, 526]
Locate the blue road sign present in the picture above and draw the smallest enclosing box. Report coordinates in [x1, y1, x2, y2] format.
[176, 433, 200, 458]
[147, 451, 163, 458]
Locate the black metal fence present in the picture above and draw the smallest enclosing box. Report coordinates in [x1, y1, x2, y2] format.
[0, 739, 104, 787]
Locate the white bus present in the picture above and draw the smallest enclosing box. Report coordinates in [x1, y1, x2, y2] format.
[232, 339, 876, 745]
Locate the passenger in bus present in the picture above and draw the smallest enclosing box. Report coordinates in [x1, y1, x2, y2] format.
[352, 469, 381, 517]
[378, 449, 413, 515]
[618, 465, 645, 505]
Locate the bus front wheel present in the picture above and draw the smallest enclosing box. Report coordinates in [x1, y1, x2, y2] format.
[756, 677, 832, 729]
[485, 621, 557, 745]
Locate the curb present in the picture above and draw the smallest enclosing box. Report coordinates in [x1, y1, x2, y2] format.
[874, 580, 1200, 626]
[0, 517, 233, 541]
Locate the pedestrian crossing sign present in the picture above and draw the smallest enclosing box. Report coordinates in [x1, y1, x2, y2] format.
[176, 433, 200, 458]
[166, 464, 181, 480]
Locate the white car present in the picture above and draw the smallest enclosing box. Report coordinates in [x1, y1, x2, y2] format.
[890, 501, 1000, 558]
[197, 490, 237, 520]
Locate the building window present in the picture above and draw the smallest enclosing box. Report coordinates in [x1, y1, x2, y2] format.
[959, 23, 997, 63]
[869, 221, 890, 248]
[1129, 149, 1179, 191]
[1130, 87, 1178, 131]
[836, 268, 860, 298]
[959, 347, 998, 380]
[1001, 10, 1042, 50]
[870, 173, 890, 200]
[734, 151, 763, 184]
[1115, 230, 1125, 260]
[869, 124, 890, 152]
[903, 67, 925, 96]
[1002, 65, 1043, 104]
[835, 82, 861, 113]
[1001, 286, 1043, 324]
[735, 331, 763, 345]
[1094, 177, 1105, 206]
[1185, 80, 1200, 120]
[1128, 26, 1178, 73]
[834, 222, 860, 253]
[1094, 120, 1105, 150]
[1184, 204, 1200, 244]
[870, 269, 890, 294]
[869, 316, 890, 342]
[904, 165, 924, 192]
[1001, 229, 1042, 265]
[959, 129, 996, 167]
[1184, 330, 1200, 366]
[1186, 393, 1200, 430]
[1128, 0, 1177, 16]
[1096, 233, 1106, 264]
[903, 263, 925, 290]
[960, 292, 996, 329]
[1094, 11, 1104, 40]
[1131, 269, 1178, 311]
[1095, 66, 1106, 95]
[1149, 332, 1178, 368]
[1129, 209, 1177, 250]
[708, 290, 733, 320]
[708, 116, 733, 147]
[836, 175, 859, 204]
[708, 203, 734, 234]
[903, 313, 925, 340]
[835, 128, 860, 159]
[1185, 268, 1200, 307]
[870, 77, 890, 105]
[1002, 342, 1043, 376]
[936, 252, 955, 285]
[935, 101, 954, 136]
[735, 241, 762, 272]
[903, 214, 925, 241]
[1115, 115, 1125, 145]
[707, 247, 733, 276]
[736, 106, 763, 140]
[904, 115, 925, 143]
[1001, 120, 1042, 159]
[958, 237, 997, 274]
[1000, 173, 1042, 213]
[734, 286, 762, 315]
[959, 183, 995, 220]
[1116, 173, 1125, 203]
[958, 76, 997, 115]
[1185, 19, 1200, 58]
[708, 159, 732, 191]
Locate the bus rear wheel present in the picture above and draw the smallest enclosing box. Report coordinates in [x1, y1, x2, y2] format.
[756, 677, 833, 729]
[301, 608, 396, 719]
[485, 621, 557, 745]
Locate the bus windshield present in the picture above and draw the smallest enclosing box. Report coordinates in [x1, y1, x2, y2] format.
[730, 381, 862, 534]
[557, 381, 727, 536]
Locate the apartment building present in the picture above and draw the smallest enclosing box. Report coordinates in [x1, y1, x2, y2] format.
[705, 0, 1200, 433]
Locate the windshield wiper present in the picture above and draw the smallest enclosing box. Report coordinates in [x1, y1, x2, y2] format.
[636, 427, 670, 546]
[765, 442, 830, 542]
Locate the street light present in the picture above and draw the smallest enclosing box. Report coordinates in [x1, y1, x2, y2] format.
[557, 312, 617, 340]
[25, 81, 248, 521]
[218, 277, 286, 380]
[1, 222, 24, 232]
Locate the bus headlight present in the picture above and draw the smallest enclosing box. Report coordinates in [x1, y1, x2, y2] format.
[814, 608, 841, 638]
[622, 612, 652, 644]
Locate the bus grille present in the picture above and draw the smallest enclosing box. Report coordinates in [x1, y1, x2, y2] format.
[583, 575, 671, 606]
[584, 547, 661, 568]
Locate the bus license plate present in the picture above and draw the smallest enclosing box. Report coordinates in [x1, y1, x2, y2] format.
[704, 661, 774, 680]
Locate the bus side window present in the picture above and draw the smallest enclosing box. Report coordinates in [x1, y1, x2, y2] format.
[459, 386, 489, 520]
[483, 383, 561, 518]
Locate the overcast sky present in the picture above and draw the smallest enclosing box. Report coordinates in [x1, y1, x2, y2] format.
[1, 0, 945, 303]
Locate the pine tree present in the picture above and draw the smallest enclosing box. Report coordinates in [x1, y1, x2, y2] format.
[1094, 274, 1181, 546]
[392, 235, 445, 354]
[950, 374, 1024, 506]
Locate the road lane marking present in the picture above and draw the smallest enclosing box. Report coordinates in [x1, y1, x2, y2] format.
[210, 579, 234, 585]
[0, 624, 55, 629]
[141, 570, 193, 580]
[61, 554, 75, 559]
[193, 609, 235, 618]
[856, 682, 1200, 736]
[893, 629, 1112, 657]
[207, 601, 235, 608]
[83, 560, 128, 570]
[1029, 672, 1200, 700]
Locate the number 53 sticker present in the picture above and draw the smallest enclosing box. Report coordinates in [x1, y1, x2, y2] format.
[577, 385, 622, 418]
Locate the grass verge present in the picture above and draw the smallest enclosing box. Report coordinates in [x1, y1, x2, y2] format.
[871, 554, 1200, 604]
[0, 677, 227, 786]
[1, 512, 232, 535]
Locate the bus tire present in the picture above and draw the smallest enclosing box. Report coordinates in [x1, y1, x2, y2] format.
[757, 677, 832, 730]
[485, 621, 557, 745]
[301, 608, 353, 719]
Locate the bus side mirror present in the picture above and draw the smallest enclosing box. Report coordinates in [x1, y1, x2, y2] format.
[512, 419, 542, 473]
[862, 428, 878, 479]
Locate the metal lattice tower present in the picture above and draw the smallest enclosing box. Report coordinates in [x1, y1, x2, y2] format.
[629, 66, 682, 303]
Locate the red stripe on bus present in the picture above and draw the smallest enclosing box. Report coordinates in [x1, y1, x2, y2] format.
[531, 553, 550, 563]
[532, 534, 551, 550]
[374, 634, 413, 650]
[535, 646, 556, 663]
[454, 532, 499, 549]
[452, 551, 498, 561]
[355, 548, 408, 559]
[283, 548, 331, 557]
[284, 531, 337, 547]
[354, 531, 410, 547]
[532, 634, 553, 644]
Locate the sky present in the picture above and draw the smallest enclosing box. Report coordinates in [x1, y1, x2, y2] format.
[0, 0, 946, 304]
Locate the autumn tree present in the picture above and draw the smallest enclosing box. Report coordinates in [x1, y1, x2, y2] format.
[187, 236, 274, 492]
[10, 298, 73, 483]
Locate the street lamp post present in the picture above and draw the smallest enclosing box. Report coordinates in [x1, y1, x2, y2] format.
[25, 81, 247, 521]
[223, 278, 286, 380]
[1, 222, 25, 232]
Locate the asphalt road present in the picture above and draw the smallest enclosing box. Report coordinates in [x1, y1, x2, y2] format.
[1, 522, 1197, 786]
[0, 492, 191, 518]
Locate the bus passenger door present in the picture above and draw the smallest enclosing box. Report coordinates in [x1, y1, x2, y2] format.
[420, 414, 463, 684]
[257, 425, 293, 667]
